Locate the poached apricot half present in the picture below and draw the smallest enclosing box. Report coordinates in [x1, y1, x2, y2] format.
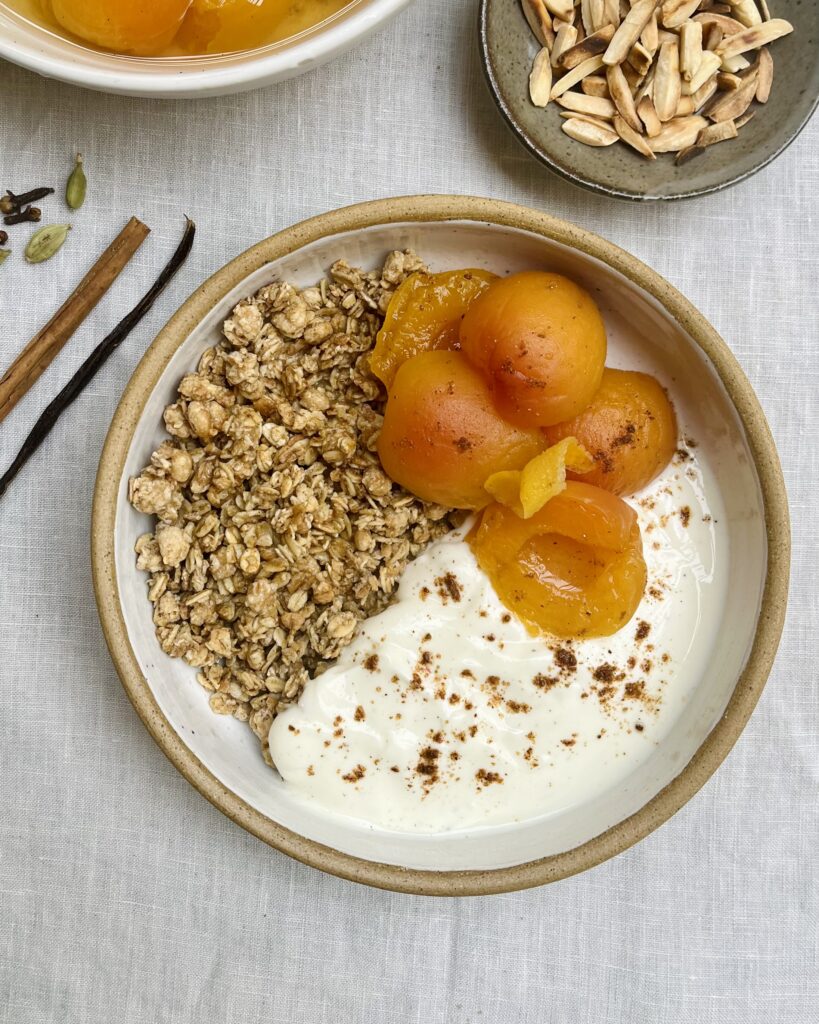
[459, 271, 607, 429]
[370, 269, 498, 388]
[542, 368, 677, 495]
[377, 351, 544, 509]
[470, 481, 647, 638]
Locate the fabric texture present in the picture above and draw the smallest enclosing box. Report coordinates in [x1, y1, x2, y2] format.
[0, 2, 816, 1020]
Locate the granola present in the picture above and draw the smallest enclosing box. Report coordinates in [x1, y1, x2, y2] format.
[129, 251, 460, 759]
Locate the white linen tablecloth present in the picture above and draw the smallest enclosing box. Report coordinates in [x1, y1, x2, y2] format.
[0, 2, 817, 1020]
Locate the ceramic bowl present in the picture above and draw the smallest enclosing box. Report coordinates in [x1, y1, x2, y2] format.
[92, 195, 789, 894]
[479, 0, 819, 200]
[0, 0, 412, 98]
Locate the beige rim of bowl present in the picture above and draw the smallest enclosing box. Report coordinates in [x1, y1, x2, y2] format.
[91, 195, 790, 896]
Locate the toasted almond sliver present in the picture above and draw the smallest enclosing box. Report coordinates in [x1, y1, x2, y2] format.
[559, 25, 616, 69]
[693, 12, 744, 37]
[705, 71, 757, 122]
[654, 39, 682, 121]
[661, 0, 700, 30]
[729, 0, 763, 28]
[717, 71, 742, 91]
[603, 0, 621, 29]
[757, 0, 771, 21]
[588, 0, 606, 32]
[607, 63, 643, 132]
[580, 0, 594, 34]
[521, 0, 555, 47]
[717, 19, 793, 60]
[683, 50, 721, 94]
[581, 74, 611, 97]
[556, 92, 617, 118]
[641, 9, 659, 53]
[697, 119, 739, 145]
[634, 62, 657, 104]
[561, 116, 620, 145]
[550, 54, 606, 98]
[627, 40, 653, 77]
[637, 95, 663, 136]
[543, 0, 574, 21]
[529, 47, 554, 107]
[649, 114, 708, 152]
[756, 46, 773, 103]
[690, 77, 719, 111]
[552, 23, 579, 67]
[680, 21, 703, 82]
[734, 109, 755, 129]
[603, 0, 660, 66]
[676, 95, 695, 116]
[558, 111, 619, 132]
[704, 23, 724, 51]
[623, 62, 645, 92]
[721, 53, 750, 73]
[613, 113, 656, 158]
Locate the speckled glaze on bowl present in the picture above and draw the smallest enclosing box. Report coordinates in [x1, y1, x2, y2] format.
[479, 0, 819, 201]
[92, 196, 789, 895]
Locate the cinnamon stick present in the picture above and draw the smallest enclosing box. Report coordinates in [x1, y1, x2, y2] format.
[0, 216, 150, 424]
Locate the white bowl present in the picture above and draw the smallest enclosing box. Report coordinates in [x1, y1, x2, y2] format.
[0, 0, 412, 98]
[92, 196, 789, 894]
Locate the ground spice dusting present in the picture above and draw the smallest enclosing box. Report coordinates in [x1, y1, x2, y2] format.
[554, 647, 577, 671]
[679, 506, 691, 527]
[354, 705, 365, 721]
[506, 699, 531, 713]
[533, 673, 558, 690]
[342, 764, 366, 783]
[475, 768, 503, 787]
[435, 572, 463, 603]
[635, 621, 651, 641]
[363, 654, 379, 672]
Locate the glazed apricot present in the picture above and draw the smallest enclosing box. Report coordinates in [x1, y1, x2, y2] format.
[370, 269, 498, 388]
[377, 351, 544, 509]
[459, 271, 607, 429]
[542, 368, 677, 496]
[51, 0, 191, 54]
[470, 482, 647, 638]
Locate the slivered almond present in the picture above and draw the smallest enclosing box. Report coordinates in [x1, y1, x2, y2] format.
[582, 74, 611, 97]
[717, 71, 742, 90]
[561, 117, 620, 145]
[717, 18, 793, 59]
[529, 47, 553, 106]
[637, 95, 663, 136]
[693, 12, 743, 36]
[580, 0, 594, 34]
[559, 25, 616, 69]
[543, 0, 574, 21]
[589, 0, 606, 31]
[680, 21, 703, 81]
[755, 46, 773, 102]
[521, 0, 555, 46]
[551, 23, 579, 66]
[721, 53, 751, 73]
[703, 24, 723, 50]
[654, 39, 682, 120]
[690, 76, 719, 110]
[729, 0, 762, 28]
[627, 41, 654, 76]
[634, 63, 657, 103]
[661, 0, 700, 30]
[550, 54, 606, 97]
[603, 0, 660, 65]
[734, 109, 755, 128]
[613, 114, 656, 157]
[758, 0, 771, 20]
[683, 50, 721, 93]
[676, 95, 696, 116]
[603, 0, 621, 29]
[649, 114, 708, 151]
[641, 9, 659, 52]
[675, 117, 738, 163]
[622, 62, 645, 92]
[607, 63, 643, 131]
[705, 70, 757, 121]
[556, 92, 617, 117]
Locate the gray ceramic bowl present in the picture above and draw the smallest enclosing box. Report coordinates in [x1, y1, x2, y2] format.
[479, 0, 818, 200]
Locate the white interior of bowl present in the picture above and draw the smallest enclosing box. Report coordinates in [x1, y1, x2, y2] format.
[0, 0, 410, 97]
[113, 220, 766, 872]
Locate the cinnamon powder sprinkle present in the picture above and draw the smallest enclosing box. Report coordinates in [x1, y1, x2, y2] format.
[342, 764, 366, 783]
[475, 768, 503, 787]
[363, 654, 379, 672]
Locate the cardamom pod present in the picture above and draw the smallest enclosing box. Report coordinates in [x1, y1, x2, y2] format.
[25, 223, 71, 264]
[65, 153, 87, 210]
[0, 250, 9, 265]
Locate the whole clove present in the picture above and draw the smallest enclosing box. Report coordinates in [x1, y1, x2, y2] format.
[0, 230, 8, 246]
[4, 205, 42, 226]
[4, 186, 55, 209]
